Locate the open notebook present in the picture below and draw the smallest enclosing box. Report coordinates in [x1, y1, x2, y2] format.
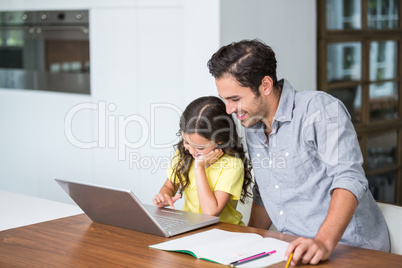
[150, 228, 289, 267]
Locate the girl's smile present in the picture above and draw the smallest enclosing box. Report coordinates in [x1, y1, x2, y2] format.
[181, 132, 216, 158]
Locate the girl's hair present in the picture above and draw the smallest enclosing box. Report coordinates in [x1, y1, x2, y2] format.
[171, 96, 252, 203]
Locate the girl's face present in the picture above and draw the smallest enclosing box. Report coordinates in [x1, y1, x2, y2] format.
[181, 132, 217, 159]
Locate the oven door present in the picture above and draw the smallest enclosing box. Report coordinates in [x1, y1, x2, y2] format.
[0, 25, 90, 94]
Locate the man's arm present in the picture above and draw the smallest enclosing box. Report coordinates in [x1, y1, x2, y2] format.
[247, 201, 272, 229]
[284, 94, 364, 265]
[284, 188, 358, 265]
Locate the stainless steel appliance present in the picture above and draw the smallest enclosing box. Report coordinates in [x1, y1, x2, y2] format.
[0, 10, 90, 94]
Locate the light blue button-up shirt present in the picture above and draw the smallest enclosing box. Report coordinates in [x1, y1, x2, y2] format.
[247, 79, 390, 252]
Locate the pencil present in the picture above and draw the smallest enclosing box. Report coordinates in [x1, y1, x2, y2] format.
[229, 250, 276, 267]
[285, 253, 293, 268]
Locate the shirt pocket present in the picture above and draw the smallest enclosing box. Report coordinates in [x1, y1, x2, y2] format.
[251, 153, 272, 189]
[270, 148, 313, 197]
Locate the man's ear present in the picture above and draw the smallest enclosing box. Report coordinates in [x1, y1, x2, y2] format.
[261, 76, 274, 96]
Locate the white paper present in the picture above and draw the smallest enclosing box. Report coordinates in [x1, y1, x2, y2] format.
[150, 229, 289, 267]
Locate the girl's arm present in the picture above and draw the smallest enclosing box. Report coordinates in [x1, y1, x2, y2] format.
[153, 178, 181, 209]
[194, 149, 230, 216]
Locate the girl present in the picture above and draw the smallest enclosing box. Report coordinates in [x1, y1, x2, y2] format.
[153, 96, 252, 225]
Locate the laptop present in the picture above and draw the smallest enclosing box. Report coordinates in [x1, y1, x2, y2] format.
[55, 178, 219, 237]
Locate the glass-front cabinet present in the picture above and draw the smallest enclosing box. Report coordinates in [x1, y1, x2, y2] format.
[318, 0, 402, 205]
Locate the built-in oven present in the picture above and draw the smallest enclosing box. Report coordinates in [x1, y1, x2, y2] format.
[0, 10, 90, 94]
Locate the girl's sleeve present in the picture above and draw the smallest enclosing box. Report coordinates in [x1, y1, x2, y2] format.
[213, 156, 244, 200]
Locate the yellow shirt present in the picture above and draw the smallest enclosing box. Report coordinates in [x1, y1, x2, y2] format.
[167, 151, 245, 225]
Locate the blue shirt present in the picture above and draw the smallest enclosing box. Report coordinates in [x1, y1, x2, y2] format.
[247, 79, 390, 252]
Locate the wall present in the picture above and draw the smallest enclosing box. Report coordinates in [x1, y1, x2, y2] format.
[0, 0, 220, 208]
[0, 1, 316, 221]
[220, 0, 317, 91]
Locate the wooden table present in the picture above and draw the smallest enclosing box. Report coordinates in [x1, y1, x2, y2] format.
[1, 214, 401, 267]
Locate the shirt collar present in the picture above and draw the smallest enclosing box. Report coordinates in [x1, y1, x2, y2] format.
[273, 78, 295, 123]
[248, 79, 295, 132]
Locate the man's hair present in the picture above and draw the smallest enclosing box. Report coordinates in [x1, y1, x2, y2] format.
[207, 39, 279, 96]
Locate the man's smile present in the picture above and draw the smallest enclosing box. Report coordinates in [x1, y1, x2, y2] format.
[236, 112, 246, 120]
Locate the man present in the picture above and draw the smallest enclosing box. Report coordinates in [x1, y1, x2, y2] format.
[207, 39, 390, 266]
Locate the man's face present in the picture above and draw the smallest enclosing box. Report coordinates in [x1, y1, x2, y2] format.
[216, 76, 269, 128]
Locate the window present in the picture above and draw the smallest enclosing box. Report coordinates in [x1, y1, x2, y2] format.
[318, 0, 402, 205]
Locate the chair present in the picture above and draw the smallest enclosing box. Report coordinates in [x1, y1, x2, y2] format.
[377, 202, 402, 255]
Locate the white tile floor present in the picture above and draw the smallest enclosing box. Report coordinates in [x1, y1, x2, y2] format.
[0, 190, 83, 231]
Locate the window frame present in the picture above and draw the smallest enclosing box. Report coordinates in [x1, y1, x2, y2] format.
[317, 0, 402, 205]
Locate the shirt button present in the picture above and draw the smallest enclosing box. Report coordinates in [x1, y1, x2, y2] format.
[256, 153, 260, 158]
[279, 211, 284, 216]
[275, 185, 279, 189]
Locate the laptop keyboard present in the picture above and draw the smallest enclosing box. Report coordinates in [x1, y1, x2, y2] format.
[154, 216, 187, 229]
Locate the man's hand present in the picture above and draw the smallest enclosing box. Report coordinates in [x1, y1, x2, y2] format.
[284, 188, 358, 265]
[194, 149, 223, 169]
[284, 236, 332, 265]
[153, 193, 181, 209]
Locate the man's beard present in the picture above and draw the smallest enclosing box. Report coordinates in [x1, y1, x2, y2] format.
[239, 97, 270, 128]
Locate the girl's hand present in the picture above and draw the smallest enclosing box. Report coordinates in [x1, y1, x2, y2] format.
[153, 193, 181, 209]
[195, 149, 223, 169]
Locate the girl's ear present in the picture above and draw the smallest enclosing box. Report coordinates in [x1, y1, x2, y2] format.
[215, 142, 225, 149]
